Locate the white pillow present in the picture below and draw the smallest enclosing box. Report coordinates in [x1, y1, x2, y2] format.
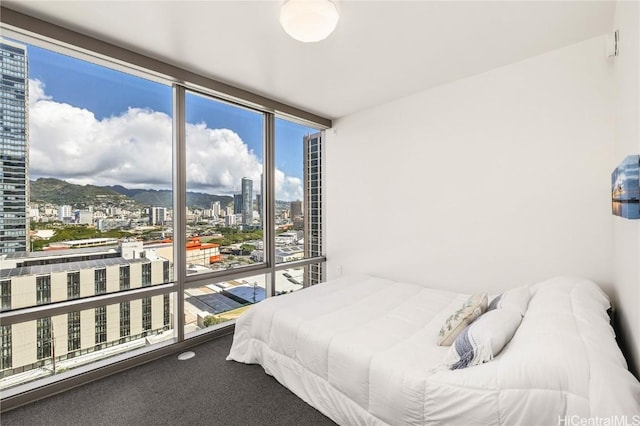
[438, 293, 488, 346]
[444, 308, 522, 369]
[488, 286, 531, 317]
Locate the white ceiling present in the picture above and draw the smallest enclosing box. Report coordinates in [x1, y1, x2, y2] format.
[2, 1, 616, 120]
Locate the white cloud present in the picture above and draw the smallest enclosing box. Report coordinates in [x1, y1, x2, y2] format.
[275, 171, 303, 202]
[185, 124, 262, 193]
[28, 79, 302, 200]
[29, 79, 51, 105]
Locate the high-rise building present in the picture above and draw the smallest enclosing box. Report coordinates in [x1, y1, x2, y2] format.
[290, 200, 303, 219]
[257, 173, 263, 227]
[256, 194, 262, 225]
[211, 201, 220, 218]
[303, 133, 323, 285]
[149, 207, 166, 226]
[0, 38, 29, 253]
[233, 194, 242, 216]
[58, 205, 73, 222]
[241, 177, 253, 225]
[291, 200, 303, 230]
[78, 210, 93, 225]
[28, 207, 39, 222]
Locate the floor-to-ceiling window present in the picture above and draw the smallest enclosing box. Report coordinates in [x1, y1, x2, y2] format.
[0, 15, 328, 406]
[0, 36, 176, 386]
[273, 118, 324, 294]
[0, 38, 174, 388]
[181, 91, 269, 332]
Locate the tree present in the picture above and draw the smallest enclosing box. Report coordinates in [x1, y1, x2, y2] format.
[31, 239, 49, 251]
[240, 244, 256, 255]
[29, 225, 134, 251]
[203, 315, 227, 327]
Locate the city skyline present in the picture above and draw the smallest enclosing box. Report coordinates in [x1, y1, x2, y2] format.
[0, 34, 324, 389]
[25, 41, 317, 201]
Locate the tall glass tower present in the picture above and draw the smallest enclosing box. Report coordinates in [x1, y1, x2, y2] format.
[233, 194, 242, 216]
[241, 177, 253, 226]
[304, 132, 322, 285]
[0, 38, 29, 253]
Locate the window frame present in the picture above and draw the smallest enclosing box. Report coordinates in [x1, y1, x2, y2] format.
[35, 275, 51, 305]
[95, 306, 107, 345]
[0, 280, 10, 311]
[141, 264, 152, 287]
[0, 7, 329, 409]
[141, 297, 152, 333]
[94, 269, 107, 295]
[67, 272, 80, 300]
[36, 317, 52, 360]
[119, 266, 130, 290]
[0, 325, 11, 370]
[67, 311, 81, 352]
[119, 301, 131, 339]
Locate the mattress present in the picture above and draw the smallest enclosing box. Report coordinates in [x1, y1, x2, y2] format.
[227, 274, 640, 425]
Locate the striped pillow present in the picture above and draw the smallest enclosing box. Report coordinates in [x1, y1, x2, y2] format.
[488, 286, 531, 317]
[444, 308, 523, 369]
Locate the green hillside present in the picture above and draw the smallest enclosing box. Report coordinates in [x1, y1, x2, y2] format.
[30, 178, 233, 210]
[30, 178, 129, 207]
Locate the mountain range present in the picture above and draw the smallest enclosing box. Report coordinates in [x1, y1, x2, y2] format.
[30, 178, 233, 210]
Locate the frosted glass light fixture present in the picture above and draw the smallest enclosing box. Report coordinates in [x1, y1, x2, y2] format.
[280, 0, 339, 43]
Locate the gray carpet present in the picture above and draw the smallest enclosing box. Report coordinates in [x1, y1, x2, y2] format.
[1, 334, 337, 426]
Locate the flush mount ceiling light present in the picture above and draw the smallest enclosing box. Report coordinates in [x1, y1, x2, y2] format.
[280, 0, 339, 43]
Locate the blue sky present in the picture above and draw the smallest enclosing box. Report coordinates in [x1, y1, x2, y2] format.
[27, 43, 316, 187]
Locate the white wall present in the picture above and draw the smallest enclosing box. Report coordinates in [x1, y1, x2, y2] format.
[326, 35, 616, 297]
[612, 0, 639, 376]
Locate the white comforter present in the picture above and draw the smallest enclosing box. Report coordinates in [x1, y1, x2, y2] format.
[227, 275, 640, 425]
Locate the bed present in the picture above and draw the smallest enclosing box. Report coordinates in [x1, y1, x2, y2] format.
[226, 274, 640, 425]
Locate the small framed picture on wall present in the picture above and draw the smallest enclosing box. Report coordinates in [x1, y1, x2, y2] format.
[611, 154, 640, 219]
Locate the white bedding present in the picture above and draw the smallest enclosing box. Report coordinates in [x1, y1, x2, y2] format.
[227, 275, 640, 425]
